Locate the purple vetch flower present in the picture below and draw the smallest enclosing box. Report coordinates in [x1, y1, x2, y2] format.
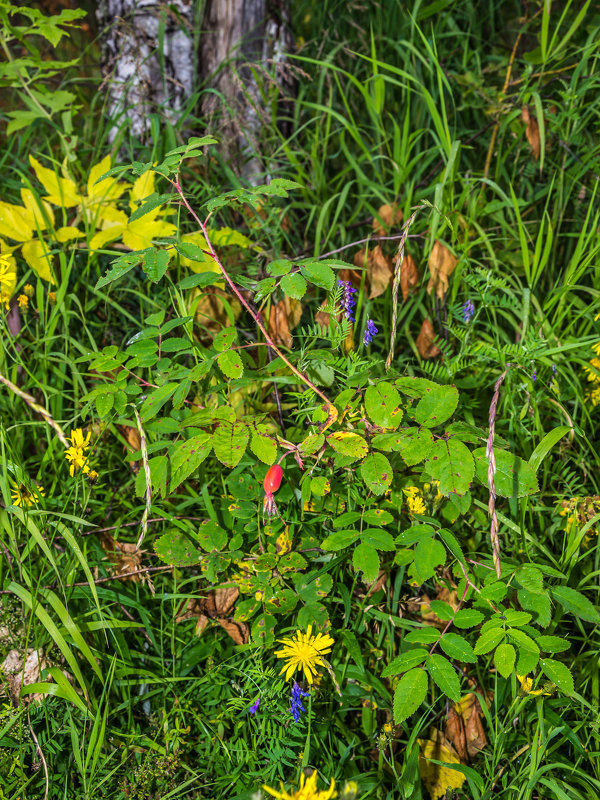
[363, 318, 378, 345]
[248, 697, 260, 714]
[338, 279, 357, 321]
[532, 369, 537, 382]
[290, 681, 310, 722]
[462, 299, 475, 323]
[552, 364, 557, 375]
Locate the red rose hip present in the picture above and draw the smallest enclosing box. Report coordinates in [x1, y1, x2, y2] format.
[264, 464, 283, 495]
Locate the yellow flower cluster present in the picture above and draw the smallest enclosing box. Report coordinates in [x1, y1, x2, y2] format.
[404, 485, 427, 515]
[64, 428, 98, 480]
[585, 317, 600, 406]
[264, 771, 337, 800]
[558, 495, 600, 540]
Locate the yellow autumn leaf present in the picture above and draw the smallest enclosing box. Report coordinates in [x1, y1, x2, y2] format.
[129, 170, 156, 211]
[20, 189, 54, 231]
[56, 226, 85, 243]
[86, 155, 126, 207]
[0, 242, 17, 300]
[21, 238, 54, 282]
[29, 155, 79, 208]
[121, 210, 177, 251]
[418, 730, 467, 800]
[0, 202, 33, 242]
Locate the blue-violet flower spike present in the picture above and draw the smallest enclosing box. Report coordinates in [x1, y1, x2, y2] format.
[248, 697, 260, 714]
[290, 681, 310, 722]
[364, 319, 378, 345]
[462, 299, 475, 324]
[338, 279, 357, 322]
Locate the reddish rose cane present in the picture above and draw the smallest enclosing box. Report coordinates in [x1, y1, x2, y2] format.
[263, 464, 284, 523]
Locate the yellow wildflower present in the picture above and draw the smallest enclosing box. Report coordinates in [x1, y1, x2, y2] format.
[585, 357, 600, 383]
[23, 283, 34, 296]
[17, 294, 28, 308]
[263, 771, 336, 800]
[64, 428, 92, 476]
[404, 486, 427, 515]
[274, 625, 334, 684]
[10, 482, 45, 507]
[517, 674, 552, 696]
[48, 291, 56, 303]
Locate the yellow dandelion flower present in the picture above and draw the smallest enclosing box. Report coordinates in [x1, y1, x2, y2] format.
[23, 283, 34, 297]
[87, 469, 99, 483]
[593, 341, 600, 357]
[585, 357, 600, 383]
[274, 625, 334, 684]
[263, 771, 337, 800]
[10, 482, 45, 507]
[17, 294, 29, 308]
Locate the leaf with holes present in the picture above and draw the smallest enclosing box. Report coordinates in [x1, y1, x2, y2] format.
[425, 438, 474, 496]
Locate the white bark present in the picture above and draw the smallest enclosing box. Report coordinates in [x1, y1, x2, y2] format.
[97, 0, 195, 142]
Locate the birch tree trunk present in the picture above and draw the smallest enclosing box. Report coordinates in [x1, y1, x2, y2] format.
[96, 0, 196, 144]
[199, 0, 293, 183]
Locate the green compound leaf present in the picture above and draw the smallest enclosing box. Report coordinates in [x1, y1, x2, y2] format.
[213, 419, 249, 468]
[439, 633, 477, 663]
[142, 248, 170, 282]
[473, 448, 538, 498]
[321, 529, 361, 551]
[372, 427, 434, 465]
[352, 542, 380, 583]
[540, 659, 574, 694]
[517, 565, 544, 594]
[535, 635, 570, 653]
[327, 431, 369, 459]
[299, 260, 335, 291]
[427, 653, 461, 702]
[170, 432, 212, 490]
[360, 453, 393, 496]
[393, 668, 428, 724]
[413, 384, 459, 427]
[365, 382, 403, 428]
[552, 585, 600, 623]
[280, 272, 307, 300]
[494, 643, 516, 679]
[425, 438, 474, 496]
[154, 530, 203, 567]
[382, 648, 428, 677]
[518, 589, 551, 627]
[360, 528, 395, 551]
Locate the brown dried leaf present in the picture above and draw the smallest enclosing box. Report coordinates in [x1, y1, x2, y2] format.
[427, 241, 458, 300]
[177, 588, 248, 644]
[400, 254, 420, 302]
[354, 245, 393, 299]
[418, 729, 467, 799]
[416, 318, 441, 359]
[269, 296, 303, 348]
[372, 203, 403, 236]
[194, 287, 241, 334]
[366, 569, 388, 597]
[119, 424, 141, 474]
[1, 648, 49, 704]
[445, 693, 487, 762]
[522, 106, 540, 160]
[100, 534, 144, 582]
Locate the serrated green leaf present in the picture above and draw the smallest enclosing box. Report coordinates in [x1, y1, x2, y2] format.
[534, 635, 570, 653]
[321, 529, 361, 551]
[413, 384, 459, 427]
[516, 647, 540, 675]
[393, 668, 428, 724]
[507, 628, 540, 654]
[299, 433, 324, 455]
[426, 438, 474, 496]
[494, 643, 516, 678]
[518, 589, 551, 627]
[365, 382, 403, 428]
[281, 272, 307, 299]
[139, 382, 178, 422]
[552, 586, 600, 623]
[217, 350, 244, 379]
[474, 627, 505, 655]
[473, 448, 538, 498]
[360, 453, 393, 496]
[299, 261, 335, 291]
[327, 431, 369, 459]
[405, 628, 440, 644]
[95, 251, 143, 289]
[170, 432, 212, 490]
[352, 542, 380, 583]
[213, 419, 249, 468]
[439, 633, 477, 663]
[427, 653, 461, 702]
[154, 530, 202, 567]
[517, 565, 544, 594]
[360, 528, 395, 551]
[382, 649, 428, 677]
[197, 519, 228, 552]
[540, 659, 574, 694]
[143, 248, 170, 282]
[213, 327, 237, 351]
[413, 537, 446, 583]
[129, 193, 172, 222]
[250, 426, 277, 465]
